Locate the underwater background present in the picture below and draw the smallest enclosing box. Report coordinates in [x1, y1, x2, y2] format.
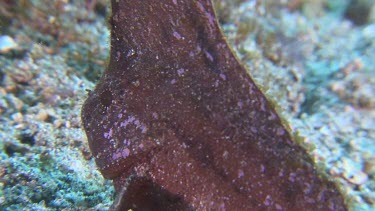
[0, 0, 374, 210]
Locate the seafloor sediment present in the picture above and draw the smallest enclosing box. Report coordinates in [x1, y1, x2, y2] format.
[0, 0, 374, 210]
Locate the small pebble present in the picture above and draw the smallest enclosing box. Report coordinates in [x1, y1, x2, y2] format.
[36, 110, 49, 121]
[7, 95, 24, 111]
[0, 35, 18, 53]
[65, 121, 71, 128]
[11, 112, 24, 123]
[53, 119, 63, 128]
[364, 158, 375, 176]
[346, 171, 369, 185]
[0, 98, 8, 114]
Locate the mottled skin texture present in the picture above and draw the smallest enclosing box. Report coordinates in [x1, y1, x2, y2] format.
[81, 0, 347, 210]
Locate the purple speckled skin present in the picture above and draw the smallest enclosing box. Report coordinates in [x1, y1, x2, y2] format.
[81, 0, 347, 210]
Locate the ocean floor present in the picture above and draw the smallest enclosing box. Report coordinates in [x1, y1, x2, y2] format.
[0, 0, 374, 210]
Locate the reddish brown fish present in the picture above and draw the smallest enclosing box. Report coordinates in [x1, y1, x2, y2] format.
[81, 0, 347, 210]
